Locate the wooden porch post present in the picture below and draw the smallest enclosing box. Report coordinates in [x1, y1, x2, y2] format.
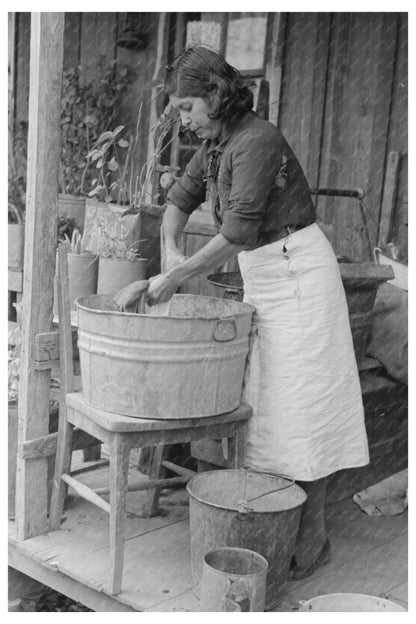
[15, 12, 64, 539]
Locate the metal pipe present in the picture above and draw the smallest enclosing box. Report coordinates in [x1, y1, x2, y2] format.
[310, 188, 365, 199]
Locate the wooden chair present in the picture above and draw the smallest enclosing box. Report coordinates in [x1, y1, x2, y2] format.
[49, 244, 251, 595]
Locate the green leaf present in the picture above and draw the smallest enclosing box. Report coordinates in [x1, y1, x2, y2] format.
[88, 186, 104, 197]
[86, 148, 100, 159]
[100, 142, 111, 154]
[113, 125, 125, 137]
[96, 131, 114, 145]
[107, 157, 119, 172]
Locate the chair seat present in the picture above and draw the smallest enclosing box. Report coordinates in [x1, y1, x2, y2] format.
[66, 392, 252, 433]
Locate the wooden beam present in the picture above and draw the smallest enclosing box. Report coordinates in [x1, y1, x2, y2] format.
[61, 474, 111, 514]
[8, 544, 136, 612]
[15, 13, 64, 540]
[8, 13, 16, 132]
[93, 475, 189, 497]
[143, 13, 169, 204]
[34, 331, 60, 362]
[49, 245, 76, 531]
[378, 151, 400, 246]
[34, 329, 78, 369]
[264, 12, 286, 126]
[161, 461, 196, 479]
[19, 428, 101, 460]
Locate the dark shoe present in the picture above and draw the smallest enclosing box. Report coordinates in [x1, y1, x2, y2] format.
[289, 537, 331, 580]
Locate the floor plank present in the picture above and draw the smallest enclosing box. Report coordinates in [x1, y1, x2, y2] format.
[385, 580, 408, 607]
[276, 532, 407, 611]
[9, 469, 408, 612]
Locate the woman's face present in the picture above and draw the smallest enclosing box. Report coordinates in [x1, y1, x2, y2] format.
[169, 95, 222, 141]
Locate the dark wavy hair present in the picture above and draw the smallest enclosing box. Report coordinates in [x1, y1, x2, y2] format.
[164, 45, 254, 123]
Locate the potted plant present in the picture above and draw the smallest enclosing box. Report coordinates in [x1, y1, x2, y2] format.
[93, 217, 148, 295]
[82, 103, 178, 280]
[53, 225, 99, 317]
[58, 62, 131, 231]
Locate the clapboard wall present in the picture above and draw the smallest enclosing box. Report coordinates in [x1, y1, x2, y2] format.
[278, 12, 407, 261]
[11, 12, 408, 262]
[12, 12, 163, 188]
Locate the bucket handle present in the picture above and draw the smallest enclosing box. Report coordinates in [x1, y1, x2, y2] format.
[213, 318, 237, 342]
[237, 469, 296, 514]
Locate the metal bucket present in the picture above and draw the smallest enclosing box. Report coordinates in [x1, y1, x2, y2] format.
[187, 469, 307, 610]
[200, 547, 268, 612]
[299, 593, 407, 612]
[97, 256, 148, 295]
[77, 294, 255, 419]
[53, 252, 98, 314]
[207, 272, 244, 301]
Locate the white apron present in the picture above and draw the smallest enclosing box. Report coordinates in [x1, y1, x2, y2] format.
[238, 223, 369, 481]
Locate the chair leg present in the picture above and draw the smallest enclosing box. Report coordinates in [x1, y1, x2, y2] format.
[143, 445, 169, 518]
[227, 423, 247, 469]
[49, 244, 76, 530]
[108, 434, 130, 595]
[49, 417, 74, 530]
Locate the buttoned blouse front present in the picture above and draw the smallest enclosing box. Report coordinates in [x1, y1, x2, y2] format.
[167, 110, 315, 248]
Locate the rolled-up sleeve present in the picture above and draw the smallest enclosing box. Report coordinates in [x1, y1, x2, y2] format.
[220, 131, 281, 245]
[167, 146, 207, 215]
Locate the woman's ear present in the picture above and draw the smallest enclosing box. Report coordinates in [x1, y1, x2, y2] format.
[206, 86, 219, 112]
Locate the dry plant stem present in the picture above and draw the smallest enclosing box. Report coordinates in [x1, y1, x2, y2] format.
[118, 136, 133, 205]
[137, 130, 175, 207]
[129, 103, 143, 206]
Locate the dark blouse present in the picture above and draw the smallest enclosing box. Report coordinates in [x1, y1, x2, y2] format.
[167, 110, 315, 249]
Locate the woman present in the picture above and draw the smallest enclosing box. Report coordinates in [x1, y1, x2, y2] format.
[115, 45, 369, 579]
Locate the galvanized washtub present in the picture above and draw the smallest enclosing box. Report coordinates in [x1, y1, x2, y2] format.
[207, 262, 394, 364]
[76, 294, 255, 419]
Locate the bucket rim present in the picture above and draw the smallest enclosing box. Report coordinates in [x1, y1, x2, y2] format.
[299, 592, 407, 612]
[76, 293, 255, 320]
[203, 546, 269, 577]
[186, 469, 307, 513]
[97, 256, 148, 264]
[207, 272, 244, 290]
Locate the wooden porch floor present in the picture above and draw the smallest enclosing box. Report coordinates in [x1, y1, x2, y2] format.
[8, 453, 408, 612]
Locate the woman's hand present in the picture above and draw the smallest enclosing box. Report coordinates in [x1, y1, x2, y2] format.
[113, 279, 149, 311]
[146, 273, 181, 306]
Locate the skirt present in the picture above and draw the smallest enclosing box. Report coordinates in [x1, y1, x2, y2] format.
[238, 223, 369, 481]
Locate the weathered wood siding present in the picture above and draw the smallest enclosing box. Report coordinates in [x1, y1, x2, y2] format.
[278, 12, 407, 261]
[13, 13, 162, 193]
[386, 15, 408, 255]
[12, 12, 407, 260]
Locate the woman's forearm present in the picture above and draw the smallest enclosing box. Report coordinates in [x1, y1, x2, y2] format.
[166, 233, 246, 284]
[163, 203, 190, 249]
